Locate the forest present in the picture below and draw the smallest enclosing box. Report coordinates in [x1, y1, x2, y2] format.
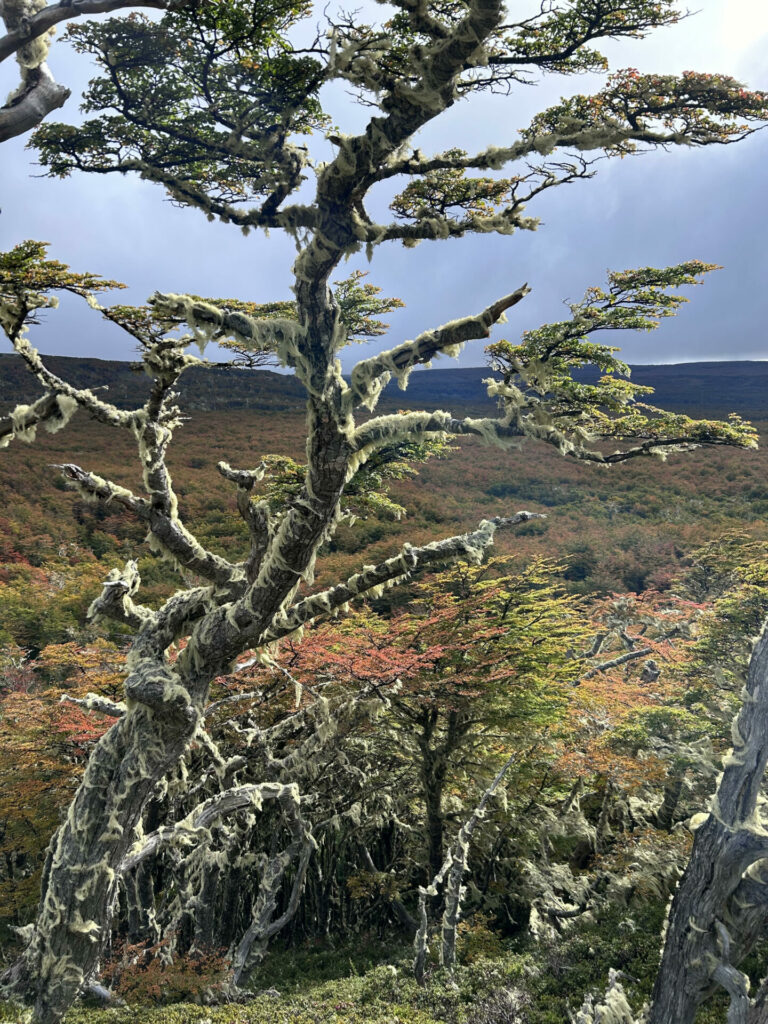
[1, 1, 768, 1023]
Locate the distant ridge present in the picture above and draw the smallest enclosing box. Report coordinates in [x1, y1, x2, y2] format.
[0, 354, 765, 419]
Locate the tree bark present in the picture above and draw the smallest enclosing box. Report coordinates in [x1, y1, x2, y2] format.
[2, 694, 196, 1024]
[655, 772, 685, 832]
[646, 622, 768, 1023]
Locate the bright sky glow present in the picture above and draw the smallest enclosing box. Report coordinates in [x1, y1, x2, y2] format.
[718, 0, 768, 56]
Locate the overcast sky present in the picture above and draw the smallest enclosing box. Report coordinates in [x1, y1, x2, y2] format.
[1, 0, 767, 370]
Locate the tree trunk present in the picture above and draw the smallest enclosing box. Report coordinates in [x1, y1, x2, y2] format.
[419, 711, 448, 881]
[424, 764, 447, 883]
[124, 860, 159, 945]
[192, 861, 222, 952]
[1, 692, 197, 1024]
[646, 622, 768, 1023]
[220, 861, 246, 948]
[655, 772, 685, 832]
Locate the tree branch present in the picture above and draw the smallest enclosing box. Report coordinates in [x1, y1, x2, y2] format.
[55, 459, 237, 587]
[55, 463, 148, 518]
[350, 410, 525, 467]
[263, 514, 543, 643]
[86, 559, 154, 631]
[0, 0, 176, 66]
[349, 284, 529, 409]
[148, 292, 306, 358]
[0, 392, 78, 448]
[11, 335, 134, 428]
[59, 693, 126, 718]
[578, 647, 654, 682]
[120, 782, 304, 874]
[0, 64, 68, 143]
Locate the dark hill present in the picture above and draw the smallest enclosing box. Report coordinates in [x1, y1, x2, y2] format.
[0, 354, 765, 419]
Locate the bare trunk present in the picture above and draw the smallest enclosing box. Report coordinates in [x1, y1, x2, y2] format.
[192, 862, 222, 952]
[418, 710, 448, 882]
[125, 860, 159, 945]
[645, 623, 768, 1022]
[424, 766, 446, 883]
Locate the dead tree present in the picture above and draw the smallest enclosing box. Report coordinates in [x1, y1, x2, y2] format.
[414, 752, 515, 982]
[573, 621, 768, 1024]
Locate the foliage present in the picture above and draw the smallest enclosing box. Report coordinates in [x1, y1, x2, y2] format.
[0, 641, 123, 931]
[522, 68, 768, 153]
[3, 0, 768, 1018]
[102, 939, 228, 1005]
[487, 263, 758, 463]
[204, 270, 405, 365]
[33, 2, 329, 204]
[257, 435, 451, 522]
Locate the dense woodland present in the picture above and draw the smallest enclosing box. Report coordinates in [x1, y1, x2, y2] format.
[1, 391, 768, 1023]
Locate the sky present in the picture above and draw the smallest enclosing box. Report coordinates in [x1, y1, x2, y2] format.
[1, 0, 768, 371]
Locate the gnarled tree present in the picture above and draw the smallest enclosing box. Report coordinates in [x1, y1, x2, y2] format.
[1, 1, 768, 1021]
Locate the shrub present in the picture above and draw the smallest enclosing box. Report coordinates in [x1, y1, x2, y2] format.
[101, 940, 228, 1006]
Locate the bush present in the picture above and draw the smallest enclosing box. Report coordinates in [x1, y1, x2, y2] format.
[469, 988, 529, 1024]
[101, 940, 228, 1006]
[457, 914, 505, 964]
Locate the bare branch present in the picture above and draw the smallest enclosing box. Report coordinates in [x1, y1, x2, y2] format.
[120, 781, 304, 874]
[0, 0, 195, 142]
[230, 783, 315, 984]
[86, 559, 155, 631]
[263, 514, 543, 643]
[0, 392, 77, 448]
[217, 460, 273, 582]
[55, 463, 148, 518]
[578, 647, 654, 682]
[138, 162, 322, 230]
[55, 460, 238, 588]
[203, 690, 263, 718]
[59, 693, 126, 718]
[360, 844, 418, 931]
[0, 0, 175, 66]
[349, 284, 529, 409]
[12, 335, 133, 428]
[0, 64, 68, 143]
[148, 292, 306, 358]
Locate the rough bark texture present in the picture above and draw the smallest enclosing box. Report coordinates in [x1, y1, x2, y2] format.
[648, 623, 768, 1022]
[3, 698, 196, 1023]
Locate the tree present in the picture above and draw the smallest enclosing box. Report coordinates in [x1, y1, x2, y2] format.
[0, 0, 193, 143]
[280, 559, 583, 881]
[1, 1, 767, 1020]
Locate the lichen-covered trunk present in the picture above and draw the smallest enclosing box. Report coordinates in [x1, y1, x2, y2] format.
[125, 859, 159, 945]
[2, 700, 196, 1024]
[646, 623, 768, 1023]
[646, 818, 747, 1023]
[424, 763, 447, 883]
[192, 862, 222, 952]
[418, 713, 448, 882]
[220, 862, 246, 947]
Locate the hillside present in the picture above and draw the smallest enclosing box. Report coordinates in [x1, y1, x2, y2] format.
[0, 355, 766, 418]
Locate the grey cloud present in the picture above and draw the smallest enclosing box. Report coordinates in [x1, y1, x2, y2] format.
[1, 8, 767, 370]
